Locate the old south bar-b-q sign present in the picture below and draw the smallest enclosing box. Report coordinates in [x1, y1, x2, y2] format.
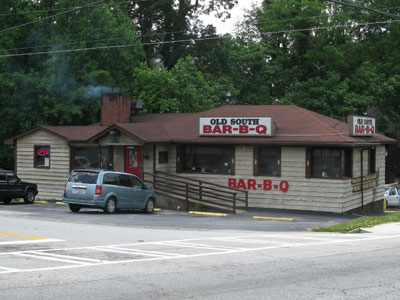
[200, 117, 272, 136]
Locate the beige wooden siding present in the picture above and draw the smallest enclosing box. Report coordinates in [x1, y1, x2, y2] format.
[342, 146, 385, 212]
[98, 132, 141, 146]
[148, 145, 388, 213]
[16, 130, 70, 201]
[113, 146, 125, 171]
[107, 143, 387, 213]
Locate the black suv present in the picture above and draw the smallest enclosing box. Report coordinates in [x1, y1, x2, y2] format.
[0, 170, 38, 204]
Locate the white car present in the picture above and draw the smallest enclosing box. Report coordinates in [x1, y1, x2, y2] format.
[384, 185, 400, 207]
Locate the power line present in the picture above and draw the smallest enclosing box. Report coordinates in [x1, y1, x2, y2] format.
[0, 20, 397, 58]
[2, 9, 397, 53]
[324, 0, 400, 20]
[0, 0, 150, 16]
[0, 0, 106, 34]
[1, 0, 399, 17]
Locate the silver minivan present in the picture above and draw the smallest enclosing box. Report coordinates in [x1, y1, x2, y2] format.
[62, 169, 155, 214]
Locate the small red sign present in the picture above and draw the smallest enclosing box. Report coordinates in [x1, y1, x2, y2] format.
[37, 147, 50, 156]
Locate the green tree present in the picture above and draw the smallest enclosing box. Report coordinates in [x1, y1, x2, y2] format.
[0, 0, 146, 169]
[132, 57, 215, 113]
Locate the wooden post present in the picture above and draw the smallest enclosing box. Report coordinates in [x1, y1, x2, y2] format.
[233, 193, 237, 214]
[153, 144, 156, 189]
[199, 182, 203, 202]
[245, 191, 248, 210]
[186, 183, 189, 211]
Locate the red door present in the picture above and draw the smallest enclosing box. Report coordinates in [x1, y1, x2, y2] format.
[125, 146, 142, 178]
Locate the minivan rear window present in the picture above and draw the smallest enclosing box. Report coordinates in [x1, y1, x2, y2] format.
[69, 171, 98, 184]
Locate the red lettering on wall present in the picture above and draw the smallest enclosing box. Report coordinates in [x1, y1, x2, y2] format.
[237, 179, 246, 189]
[228, 178, 236, 188]
[247, 179, 256, 190]
[279, 180, 289, 192]
[263, 180, 272, 190]
[227, 178, 289, 192]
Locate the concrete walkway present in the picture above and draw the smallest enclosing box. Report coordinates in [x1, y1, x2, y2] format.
[362, 222, 400, 234]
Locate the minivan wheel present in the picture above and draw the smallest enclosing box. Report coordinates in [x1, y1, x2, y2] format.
[104, 198, 117, 214]
[144, 198, 154, 214]
[69, 204, 81, 213]
[24, 190, 35, 204]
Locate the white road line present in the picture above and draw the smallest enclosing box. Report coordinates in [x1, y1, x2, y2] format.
[93, 246, 180, 258]
[1, 234, 400, 274]
[104, 246, 183, 257]
[0, 266, 20, 272]
[0, 239, 64, 246]
[13, 253, 94, 265]
[159, 241, 249, 251]
[216, 238, 301, 246]
[28, 251, 110, 264]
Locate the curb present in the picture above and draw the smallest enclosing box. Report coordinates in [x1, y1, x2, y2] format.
[188, 211, 228, 217]
[35, 200, 48, 204]
[253, 216, 294, 221]
[56, 202, 68, 205]
[18, 199, 48, 204]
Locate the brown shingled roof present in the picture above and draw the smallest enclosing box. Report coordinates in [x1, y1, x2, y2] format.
[5, 105, 396, 146]
[5, 126, 107, 144]
[125, 105, 395, 146]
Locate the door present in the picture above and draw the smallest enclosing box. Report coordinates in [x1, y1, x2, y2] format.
[125, 146, 142, 178]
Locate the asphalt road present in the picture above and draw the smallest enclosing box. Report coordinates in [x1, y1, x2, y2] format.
[1, 202, 399, 300]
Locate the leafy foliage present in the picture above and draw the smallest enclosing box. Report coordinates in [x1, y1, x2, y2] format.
[0, 0, 399, 178]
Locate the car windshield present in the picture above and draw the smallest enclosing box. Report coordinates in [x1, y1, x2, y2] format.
[69, 171, 98, 184]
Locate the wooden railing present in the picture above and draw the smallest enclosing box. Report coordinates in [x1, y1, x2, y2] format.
[143, 171, 248, 214]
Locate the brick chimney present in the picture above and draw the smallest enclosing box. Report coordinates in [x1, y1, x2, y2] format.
[101, 93, 132, 125]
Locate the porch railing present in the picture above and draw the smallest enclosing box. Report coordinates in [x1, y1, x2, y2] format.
[143, 171, 248, 214]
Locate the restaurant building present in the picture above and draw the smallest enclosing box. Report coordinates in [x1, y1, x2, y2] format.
[5, 93, 396, 213]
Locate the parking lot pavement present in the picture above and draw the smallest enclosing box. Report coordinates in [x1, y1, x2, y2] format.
[0, 200, 364, 232]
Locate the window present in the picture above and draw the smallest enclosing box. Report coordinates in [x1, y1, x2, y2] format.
[68, 171, 99, 184]
[253, 147, 281, 176]
[159, 151, 168, 164]
[34, 145, 50, 168]
[129, 176, 143, 188]
[177, 145, 235, 175]
[103, 173, 119, 185]
[118, 174, 131, 187]
[369, 148, 376, 174]
[306, 148, 352, 179]
[71, 146, 113, 170]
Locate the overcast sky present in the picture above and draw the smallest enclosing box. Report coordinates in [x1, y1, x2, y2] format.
[199, 0, 262, 34]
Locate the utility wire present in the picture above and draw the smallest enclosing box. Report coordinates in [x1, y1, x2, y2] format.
[2, 10, 397, 53]
[0, 0, 106, 34]
[1, 0, 399, 16]
[0, 0, 150, 16]
[0, 20, 397, 58]
[325, 0, 400, 20]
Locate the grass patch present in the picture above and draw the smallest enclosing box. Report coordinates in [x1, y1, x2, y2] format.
[311, 213, 400, 233]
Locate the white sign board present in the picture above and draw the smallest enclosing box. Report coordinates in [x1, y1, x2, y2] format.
[199, 117, 272, 136]
[349, 116, 376, 136]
